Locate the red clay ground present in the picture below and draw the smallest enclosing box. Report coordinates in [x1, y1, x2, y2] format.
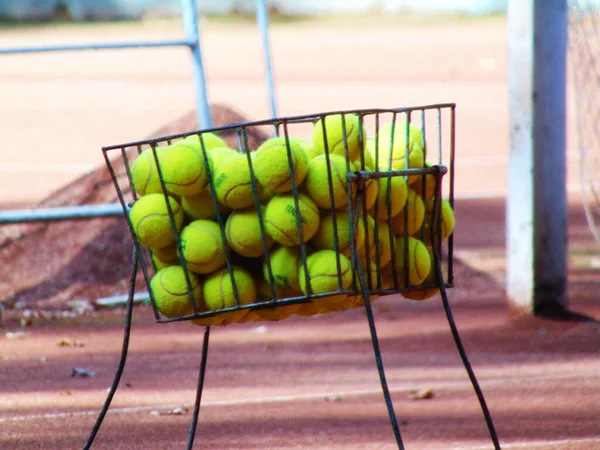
[1, 15, 599, 450]
[1, 198, 599, 450]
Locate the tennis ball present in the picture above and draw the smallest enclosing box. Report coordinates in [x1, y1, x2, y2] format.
[225, 205, 273, 258]
[262, 245, 302, 292]
[254, 137, 308, 194]
[305, 154, 357, 209]
[203, 266, 257, 325]
[310, 211, 365, 257]
[150, 266, 203, 318]
[255, 280, 301, 321]
[181, 187, 230, 222]
[421, 198, 455, 247]
[131, 143, 209, 197]
[130, 147, 165, 196]
[290, 137, 318, 161]
[401, 250, 440, 301]
[391, 189, 426, 237]
[312, 113, 364, 162]
[213, 153, 263, 209]
[179, 220, 227, 274]
[184, 132, 228, 152]
[370, 220, 393, 268]
[159, 140, 210, 196]
[207, 147, 239, 169]
[372, 176, 408, 220]
[393, 236, 431, 286]
[357, 214, 376, 262]
[349, 263, 384, 308]
[129, 193, 184, 248]
[298, 249, 354, 311]
[264, 193, 320, 246]
[412, 161, 437, 202]
[151, 243, 179, 271]
[371, 120, 425, 184]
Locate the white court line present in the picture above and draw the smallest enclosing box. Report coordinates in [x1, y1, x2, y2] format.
[448, 437, 600, 449]
[2, 370, 597, 424]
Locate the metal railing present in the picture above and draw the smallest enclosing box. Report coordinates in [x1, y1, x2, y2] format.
[0, 0, 277, 224]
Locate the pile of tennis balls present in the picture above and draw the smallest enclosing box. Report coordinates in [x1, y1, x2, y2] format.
[127, 113, 455, 326]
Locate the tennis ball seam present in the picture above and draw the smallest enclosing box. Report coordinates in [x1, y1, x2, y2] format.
[226, 211, 263, 257]
[327, 121, 355, 154]
[222, 181, 253, 205]
[265, 220, 298, 246]
[158, 270, 198, 297]
[135, 205, 181, 238]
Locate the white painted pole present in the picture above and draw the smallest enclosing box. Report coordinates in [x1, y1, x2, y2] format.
[507, 0, 568, 315]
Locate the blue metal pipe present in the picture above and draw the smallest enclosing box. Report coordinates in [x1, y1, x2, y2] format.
[254, 0, 279, 120]
[0, 39, 196, 55]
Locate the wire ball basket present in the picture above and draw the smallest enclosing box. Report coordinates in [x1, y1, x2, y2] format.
[103, 104, 456, 326]
[89, 104, 502, 450]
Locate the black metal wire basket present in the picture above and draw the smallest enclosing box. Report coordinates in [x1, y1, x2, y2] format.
[87, 104, 500, 450]
[103, 105, 456, 326]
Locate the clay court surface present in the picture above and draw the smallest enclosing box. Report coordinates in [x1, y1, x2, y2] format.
[1, 15, 599, 450]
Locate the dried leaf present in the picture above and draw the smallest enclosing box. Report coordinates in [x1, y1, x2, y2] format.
[409, 388, 434, 400]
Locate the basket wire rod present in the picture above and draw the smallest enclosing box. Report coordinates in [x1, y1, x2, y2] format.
[181, 0, 212, 129]
[356, 258, 405, 450]
[429, 173, 500, 449]
[447, 106, 456, 284]
[82, 246, 139, 450]
[254, 0, 279, 123]
[186, 326, 212, 450]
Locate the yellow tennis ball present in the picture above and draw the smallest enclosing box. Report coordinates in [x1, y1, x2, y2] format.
[151, 243, 179, 271]
[372, 120, 425, 184]
[207, 146, 239, 169]
[357, 214, 376, 262]
[298, 249, 353, 311]
[349, 262, 384, 308]
[150, 266, 203, 318]
[262, 245, 303, 292]
[253, 137, 309, 194]
[305, 154, 357, 209]
[393, 236, 431, 286]
[372, 176, 408, 220]
[181, 187, 231, 221]
[129, 193, 184, 248]
[401, 250, 440, 301]
[159, 141, 210, 196]
[184, 132, 228, 152]
[421, 198, 455, 247]
[203, 266, 257, 325]
[370, 220, 393, 268]
[179, 220, 227, 274]
[255, 280, 301, 321]
[310, 211, 365, 257]
[312, 113, 364, 161]
[264, 193, 320, 246]
[225, 205, 273, 258]
[391, 189, 426, 237]
[290, 137, 318, 161]
[130, 147, 164, 196]
[213, 153, 263, 209]
[412, 161, 437, 202]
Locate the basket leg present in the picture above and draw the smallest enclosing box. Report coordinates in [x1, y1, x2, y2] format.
[82, 246, 140, 450]
[186, 325, 211, 450]
[358, 268, 405, 450]
[431, 246, 501, 450]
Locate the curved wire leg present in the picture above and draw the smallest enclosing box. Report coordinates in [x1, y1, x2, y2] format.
[358, 265, 405, 450]
[82, 246, 140, 450]
[186, 326, 211, 450]
[431, 248, 501, 450]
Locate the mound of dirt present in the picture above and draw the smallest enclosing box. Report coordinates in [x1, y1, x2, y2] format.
[0, 104, 269, 310]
